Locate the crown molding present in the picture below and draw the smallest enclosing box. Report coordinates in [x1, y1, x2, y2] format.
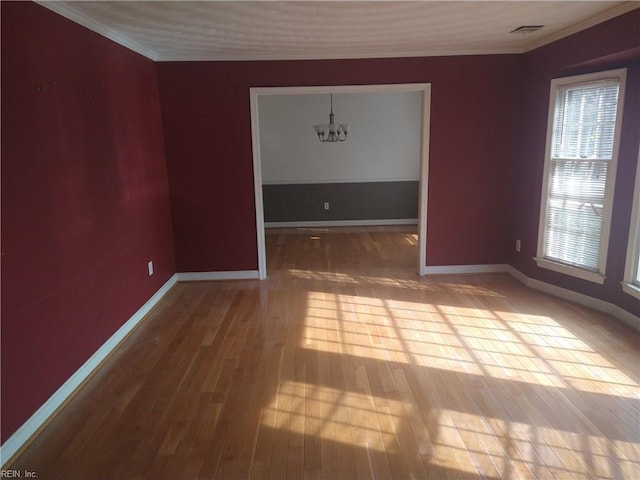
[36, 1, 159, 61]
[35, 1, 639, 63]
[155, 47, 521, 62]
[522, 2, 639, 53]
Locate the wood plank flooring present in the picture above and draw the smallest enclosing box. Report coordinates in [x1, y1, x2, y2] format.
[9, 226, 640, 479]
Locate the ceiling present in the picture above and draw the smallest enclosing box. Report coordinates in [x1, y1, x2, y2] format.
[38, 1, 639, 62]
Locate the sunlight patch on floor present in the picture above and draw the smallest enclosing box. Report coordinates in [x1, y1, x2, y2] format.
[262, 380, 490, 477]
[302, 290, 640, 397]
[288, 268, 504, 295]
[262, 376, 639, 479]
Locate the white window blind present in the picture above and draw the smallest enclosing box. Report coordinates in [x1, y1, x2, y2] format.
[537, 70, 626, 282]
[552, 83, 619, 160]
[544, 159, 609, 270]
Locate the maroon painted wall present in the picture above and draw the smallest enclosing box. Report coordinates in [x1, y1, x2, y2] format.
[3, 0, 637, 450]
[157, 55, 522, 271]
[511, 9, 640, 316]
[1, 2, 175, 441]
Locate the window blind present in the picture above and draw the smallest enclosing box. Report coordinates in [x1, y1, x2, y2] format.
[552, 83, 619, 160]
[542, 81, 620, 272]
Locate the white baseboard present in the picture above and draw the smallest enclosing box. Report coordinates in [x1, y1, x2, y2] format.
[0, 269, 258, 464]
[504, 266, 640, 332]
[423, 264, 510, 275]
[422, 263, 639, 332]
[0, 274, 178, 466]
[176, 270, 259, 282]
[265, 219, 418, 228]
[3, 261, 636, 465]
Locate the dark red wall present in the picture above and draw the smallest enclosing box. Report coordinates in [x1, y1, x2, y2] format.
[511, 9, 640, 316]
[3, 0, 637, 449]
[1, 3, 175, 441]
[157, 55, 522, 271]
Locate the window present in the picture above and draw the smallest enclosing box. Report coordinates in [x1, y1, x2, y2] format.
[623, 147, 640, 299]
[536, 69, 627, 283]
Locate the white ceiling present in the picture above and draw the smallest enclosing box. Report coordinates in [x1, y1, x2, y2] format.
[39, 1, 639, 62]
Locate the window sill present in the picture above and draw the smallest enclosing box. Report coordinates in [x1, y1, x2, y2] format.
[534, 257, 606, 284]
[622, 282, 640, 300]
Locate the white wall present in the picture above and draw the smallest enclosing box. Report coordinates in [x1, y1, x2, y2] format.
[259, 91, 422, 184]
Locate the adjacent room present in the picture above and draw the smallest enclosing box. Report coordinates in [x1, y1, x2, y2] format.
[2, 1, 639, 478]
[257, 88, 424, 274]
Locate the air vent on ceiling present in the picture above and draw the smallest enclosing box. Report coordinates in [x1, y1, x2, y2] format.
[510, 25, 544, 34]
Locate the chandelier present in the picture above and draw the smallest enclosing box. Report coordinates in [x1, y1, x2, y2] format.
[312, 94, 350, 142]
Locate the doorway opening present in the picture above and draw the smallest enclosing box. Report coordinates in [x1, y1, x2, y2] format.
[250, 84, 431, 279]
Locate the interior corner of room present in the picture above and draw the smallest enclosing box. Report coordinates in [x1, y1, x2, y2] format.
[1, 1, 639, 474]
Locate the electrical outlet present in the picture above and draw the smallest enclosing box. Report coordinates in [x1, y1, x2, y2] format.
[515, 239, 521, 252]
[324, 202, 330, 210]
[148, 261, 154, 276]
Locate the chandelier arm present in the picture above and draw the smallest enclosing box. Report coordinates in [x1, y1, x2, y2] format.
[312, 93, 348, 143]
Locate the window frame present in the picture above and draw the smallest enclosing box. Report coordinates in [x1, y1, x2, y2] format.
[535, 68, 627, 284]
[623, 145, 640, 299]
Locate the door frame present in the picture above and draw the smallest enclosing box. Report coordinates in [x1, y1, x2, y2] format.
[250, 83, 432, 279]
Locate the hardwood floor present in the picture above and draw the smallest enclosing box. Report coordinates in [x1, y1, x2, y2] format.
[9, 226, 640, 479]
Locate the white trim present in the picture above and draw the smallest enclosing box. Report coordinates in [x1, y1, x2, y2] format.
[534, 257, 606, 285]
[158, 48, 520, 63]
[36, 1, 158, 61]
[261, 178, 419, 185]
[176, 270, 259, 282]
[250, 83, 431, 281]
[536, 68, 627, 284]
[251, 84, 433, 96]
[423, 263, 639, 331]
[622, 282, 640, 300]
[522, 2, 640, 53]
[418, 87, 431, 277]
[0, 274, 178, 466]
[251, 91, 267, 280]
[623, 143, 640, 297]
[506, 266, 640, 332]
[1, 263, 635, 466]
[506, 265, 530, 285]
[35, 1, 638, 63]
[265, 219, 418, 228]
[424, 264, 511, 275]
[155, 2, 639, 61]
